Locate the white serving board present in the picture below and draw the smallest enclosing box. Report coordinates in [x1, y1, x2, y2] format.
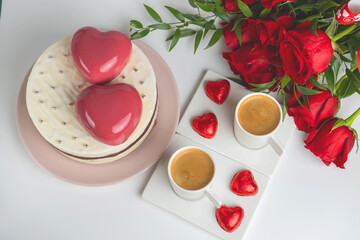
[177, 70, 296, 177]
[142, 70, 296, 239]
[142, 134, 269, 240]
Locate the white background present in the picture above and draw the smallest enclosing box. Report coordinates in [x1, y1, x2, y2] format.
[1, 0, 359, 239]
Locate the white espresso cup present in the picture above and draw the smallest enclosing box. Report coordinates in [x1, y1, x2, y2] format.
[168, 146, 222, 208]
[234, 93, 284, 154]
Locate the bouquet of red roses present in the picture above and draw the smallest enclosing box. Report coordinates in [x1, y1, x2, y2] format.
[130, 0, 360, 168]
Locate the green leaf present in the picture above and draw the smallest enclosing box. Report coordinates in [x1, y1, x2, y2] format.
[333, 51, 342, 63]
[213, 0, 230, 22]
[308, 75, 326, 90]
[325, 66, 335, 94]
[281, 75, 291, 89]
[232, 16, 243, 31]
[259, 8, 271, 19]
[325, 16, 337, 38]
[332, 59, 341, 78]
[213, 9, 230, 23]
[302, 94, 311, 111]
[130, 29, 150, 40]
[346, 68, 360, 95]
[340, 55, 352, 63]
[165, 6, 185, 22]
[293, 85, 304, 108]
[191, 20, 213, 28]
[234, 22, 242, 46]
[144, 4, 162, 22]
[336, 76, 356, 99]
[195, 1, 215, 12]
[183, 13, 203, 21]
[281, 90, 287, 121]
[204, 29, 223, 49]
[204, 19, 215, 37]
[249, 80, 277, 91]
[130, 20, 143, 29]
[188, 0, 198, 8]
[291, 4, 318, 13]
[309, 18, 318, 36]
[236, 0, 253, 17]
[332, 24, 357, 42]
[194, 30, 203, 54]
[166, 29, 197, 40]
[296, 85, 322, 95]
[320, 0, 339, 14]
[169, 28, 181, 51]
[227, 77, 247, 87]
[348, 43, 357, 69]
[148, 23, 171, 30]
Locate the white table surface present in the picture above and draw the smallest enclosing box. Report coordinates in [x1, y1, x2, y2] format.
[1, 0, 360, 239]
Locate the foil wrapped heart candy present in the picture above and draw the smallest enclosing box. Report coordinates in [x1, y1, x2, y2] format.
[191, 112, 218, 139]
[216, 205, 244, 233]
[230, 170, 258, 196]
[204, 79, 230, 104]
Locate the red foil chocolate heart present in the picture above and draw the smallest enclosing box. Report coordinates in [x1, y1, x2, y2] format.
[216, 205, 244, 233]
[204, 79, 230, 104]
[230, 170, 258, 196]
[76, 83, 142, 145]
[71, 26, 132, 84]
[192, 112, 218, 139]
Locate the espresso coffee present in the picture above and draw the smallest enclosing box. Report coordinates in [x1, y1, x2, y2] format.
[237, 94, 280, 136]
[170, 148, 214, 190]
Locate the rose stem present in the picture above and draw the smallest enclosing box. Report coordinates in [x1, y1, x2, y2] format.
[345, 107, 360, 127]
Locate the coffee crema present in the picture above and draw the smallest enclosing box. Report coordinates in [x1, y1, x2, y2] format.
[237, 95, 280, 136]
[170, 148, 214, 190]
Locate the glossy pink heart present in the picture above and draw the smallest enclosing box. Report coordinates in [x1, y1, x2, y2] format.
[71, 26, 132, 84]
[75, 83, 142, 146]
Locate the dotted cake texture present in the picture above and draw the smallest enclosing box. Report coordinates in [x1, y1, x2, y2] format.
[26, 36, 158, 163]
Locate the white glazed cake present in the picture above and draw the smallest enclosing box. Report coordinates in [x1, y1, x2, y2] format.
[26, 35, 158, 164]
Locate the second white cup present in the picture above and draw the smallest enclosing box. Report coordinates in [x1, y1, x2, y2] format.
[234, 93, 284, 154]
[167, 146, 222, 208]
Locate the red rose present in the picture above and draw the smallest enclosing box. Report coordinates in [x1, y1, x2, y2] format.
[287, 88, 339, 133]
[262, 0, 295, 9]
[277, 12, 296, 30]
[305, 118, 355, 168]
[223, 20, 252, 50]
[223, 44, 283, 89]
[280, 21, 333, 84]
[222, 0, 256, 12]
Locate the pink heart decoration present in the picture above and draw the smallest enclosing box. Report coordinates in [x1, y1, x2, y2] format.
[75, 83, 142, 146]
[216, 205, 244, 233]
[71, 26, 132, 84]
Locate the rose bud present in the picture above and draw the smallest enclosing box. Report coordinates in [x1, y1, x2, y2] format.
[222, 0, 256, 12]
[280, 21, 333, 84]
[287, 88, 339, 133]
[305, 118, 356, 168]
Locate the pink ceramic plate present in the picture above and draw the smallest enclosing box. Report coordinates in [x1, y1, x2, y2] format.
[16, 40, 180, 186]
